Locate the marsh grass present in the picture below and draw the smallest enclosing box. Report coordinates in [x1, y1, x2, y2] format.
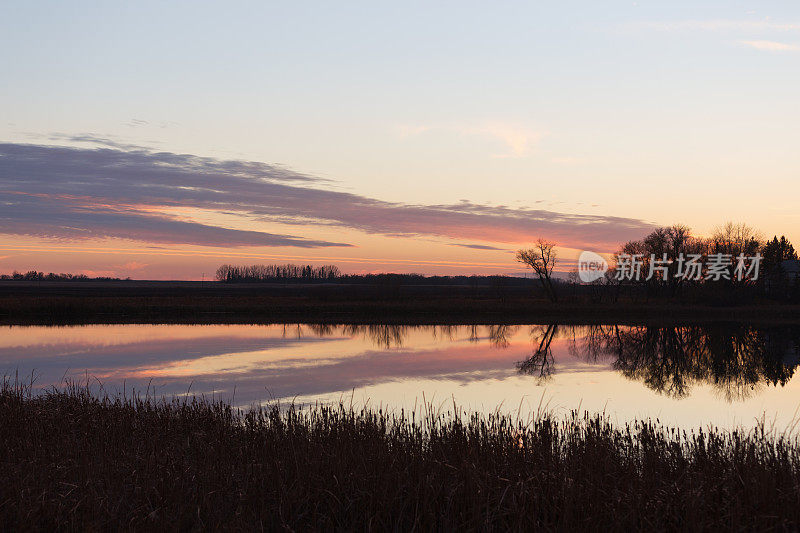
[2, 379, 800, 530]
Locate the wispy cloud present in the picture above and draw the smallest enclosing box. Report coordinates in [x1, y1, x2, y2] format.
[739, 40, 800, 52]
[636, 19, 800, 32]
[629, 18, 800, 55]
[467, 123, 541, 158]
[126, 119, 149, 128]
[118, 261, 148, 271]
[0, 143, 654, 250]
[46, 132, 153, 151]
[0, 192, 351, 248]
[399, 122, 543, 158]
[448, 243, 508, 251]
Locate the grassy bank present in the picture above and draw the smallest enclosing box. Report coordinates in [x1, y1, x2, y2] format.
[2, 281, 800, 325]
[2, 382, 800, 530]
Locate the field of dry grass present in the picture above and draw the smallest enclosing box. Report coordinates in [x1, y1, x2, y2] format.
[2, 380, 800, 530]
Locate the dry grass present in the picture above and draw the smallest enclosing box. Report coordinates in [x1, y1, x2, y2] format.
[2, 379, 800, 530]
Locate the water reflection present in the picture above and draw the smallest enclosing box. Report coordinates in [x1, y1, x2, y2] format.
[299, 323, 800, 402]
[527, 324, 800, 401]
[1, 323, 800, 428]
[517, 324, 557, 379]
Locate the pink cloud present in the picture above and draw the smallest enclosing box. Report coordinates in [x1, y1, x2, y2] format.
[0, 142, 654, 252]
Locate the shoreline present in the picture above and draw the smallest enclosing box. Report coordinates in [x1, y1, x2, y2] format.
[1, 282, 800, 325]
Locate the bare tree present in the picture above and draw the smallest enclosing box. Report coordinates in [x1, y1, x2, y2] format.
[710, 221, 762, 257]
[708, 222, 763, 284]
[516, 238, 558, 302]
[620, 224, 705, 295]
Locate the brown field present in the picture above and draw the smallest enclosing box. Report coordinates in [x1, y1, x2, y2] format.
[1, 280, 799, 325]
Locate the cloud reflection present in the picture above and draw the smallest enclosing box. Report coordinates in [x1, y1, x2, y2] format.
[3, 323, 798, 408]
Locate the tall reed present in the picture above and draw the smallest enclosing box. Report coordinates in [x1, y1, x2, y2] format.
[1, 379, 799, 530]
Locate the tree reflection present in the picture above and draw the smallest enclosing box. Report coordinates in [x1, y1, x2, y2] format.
[564, 324, 800, 400]
[488, 325, 519, 349]
[292, 322, 800, 401]
[516, 324, 557, 380]
[301, 323, 408, 348]
[295, 323, 523, 349]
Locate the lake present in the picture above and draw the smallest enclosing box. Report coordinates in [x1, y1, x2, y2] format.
[3, 322, 800, 430]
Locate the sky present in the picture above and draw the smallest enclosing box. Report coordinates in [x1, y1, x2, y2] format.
[1, 1, 799, 279]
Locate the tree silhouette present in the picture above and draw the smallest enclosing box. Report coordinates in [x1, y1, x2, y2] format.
[516, 239, 558, 302]
[761, 235, 798, 273]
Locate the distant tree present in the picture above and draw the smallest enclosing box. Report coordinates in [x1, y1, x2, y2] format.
[705, 222, 763, 284]
[215, 263, 341, 282]
[619, 224, 703, 293]
[516, 239, 558, 302]
[0, 271, 118, 281]
[761, 236, 798, 273]
[709, 221, 762, 257]
[618, 222, 764, 288]
[23, 270, 42, 281]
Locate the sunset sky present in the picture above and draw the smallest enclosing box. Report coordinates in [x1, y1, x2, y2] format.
[2, 1, 799, 278]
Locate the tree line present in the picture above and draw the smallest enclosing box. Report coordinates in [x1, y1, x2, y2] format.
[215, 264, 342, 282]
[617, 222, 796, 281]
[516, 222, 799, 302]
[214, 264, 540, 289]
[0, 271, 123, 281]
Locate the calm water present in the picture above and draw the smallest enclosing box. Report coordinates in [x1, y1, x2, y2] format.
[3, 323, 800, 430]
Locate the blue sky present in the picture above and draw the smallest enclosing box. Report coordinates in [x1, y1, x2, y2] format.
[1, 1, 799, 277]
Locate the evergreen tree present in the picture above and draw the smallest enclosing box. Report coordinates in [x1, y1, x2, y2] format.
[761, 236, 798, 272]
